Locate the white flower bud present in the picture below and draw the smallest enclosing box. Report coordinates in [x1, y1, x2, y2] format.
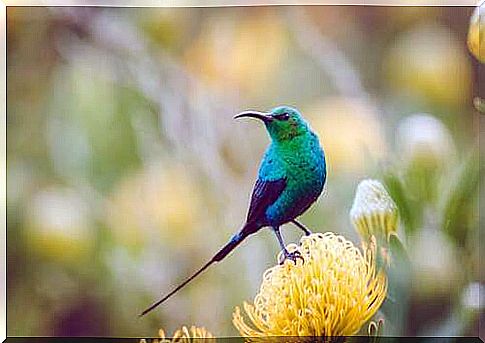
[350, 179, 398, 241]
[397, 114, 455, 166]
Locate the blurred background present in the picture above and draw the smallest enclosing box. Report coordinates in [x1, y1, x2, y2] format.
[6, 5, 482, 337]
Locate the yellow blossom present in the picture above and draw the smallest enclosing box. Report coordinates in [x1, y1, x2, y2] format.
[305, 97, 387, 174]
[232, 232, 387, 338]
[25, 187, 94, 263]
[107, 162, 203, 249]
[350, 179, 398, 241]
[140, 326, 214, 343]
[385, 23, 471, 107]
[184, 11, 288, 94]
[468, 3, 485, 63]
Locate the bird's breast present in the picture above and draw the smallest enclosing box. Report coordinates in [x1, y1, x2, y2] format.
[283, 138, 326, 184]
[263, 135, 326, 226]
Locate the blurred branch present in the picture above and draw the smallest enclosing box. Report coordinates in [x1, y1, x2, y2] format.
[51, 8, 253, 197]
[287, 8, 369, 100]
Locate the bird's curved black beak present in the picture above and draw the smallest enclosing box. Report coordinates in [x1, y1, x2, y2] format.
[234, 111, 273, 123]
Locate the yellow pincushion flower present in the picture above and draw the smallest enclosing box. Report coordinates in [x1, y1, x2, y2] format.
[232, 232, 387, 338]
[140, 326, 214, 343]
[350, 179, 398, 242]
[171, 326, 214, 342]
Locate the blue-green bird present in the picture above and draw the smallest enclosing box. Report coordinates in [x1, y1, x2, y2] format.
[140, 106, 326, 316]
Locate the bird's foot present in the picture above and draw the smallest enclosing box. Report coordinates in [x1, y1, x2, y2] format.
[291, 220, 312, 236]
[302, 228, 312, 236]
[279, 249, 304, 265]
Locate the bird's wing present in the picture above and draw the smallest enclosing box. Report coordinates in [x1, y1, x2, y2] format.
[245, 178, 287, 226]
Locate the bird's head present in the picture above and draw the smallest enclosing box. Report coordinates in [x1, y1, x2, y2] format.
[234, 106, 309, 142]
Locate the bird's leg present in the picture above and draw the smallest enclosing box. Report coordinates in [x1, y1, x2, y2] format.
[290, 219, 312, 236]
[272, 226, 304, 265]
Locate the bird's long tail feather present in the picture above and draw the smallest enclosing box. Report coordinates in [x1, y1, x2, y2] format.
[139, 230, 249, 317]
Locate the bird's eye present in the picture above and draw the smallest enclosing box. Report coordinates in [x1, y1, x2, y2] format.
[274, 113, 290, 121]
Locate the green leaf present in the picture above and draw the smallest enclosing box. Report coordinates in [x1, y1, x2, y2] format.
[382, 173, 418, 236]
[379, 233, 411, 335]
[441, 148, 479, 246]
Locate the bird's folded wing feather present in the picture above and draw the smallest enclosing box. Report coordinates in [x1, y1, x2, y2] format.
[245, 178, 287, 226]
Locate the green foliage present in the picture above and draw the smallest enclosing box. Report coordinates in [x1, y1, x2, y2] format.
[380, 233, 411, 336]
[441, 149, 479, 246]
[382, 172, 419, 236]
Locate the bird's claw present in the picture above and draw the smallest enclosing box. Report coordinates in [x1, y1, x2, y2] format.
[279, 250, 304, 265]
